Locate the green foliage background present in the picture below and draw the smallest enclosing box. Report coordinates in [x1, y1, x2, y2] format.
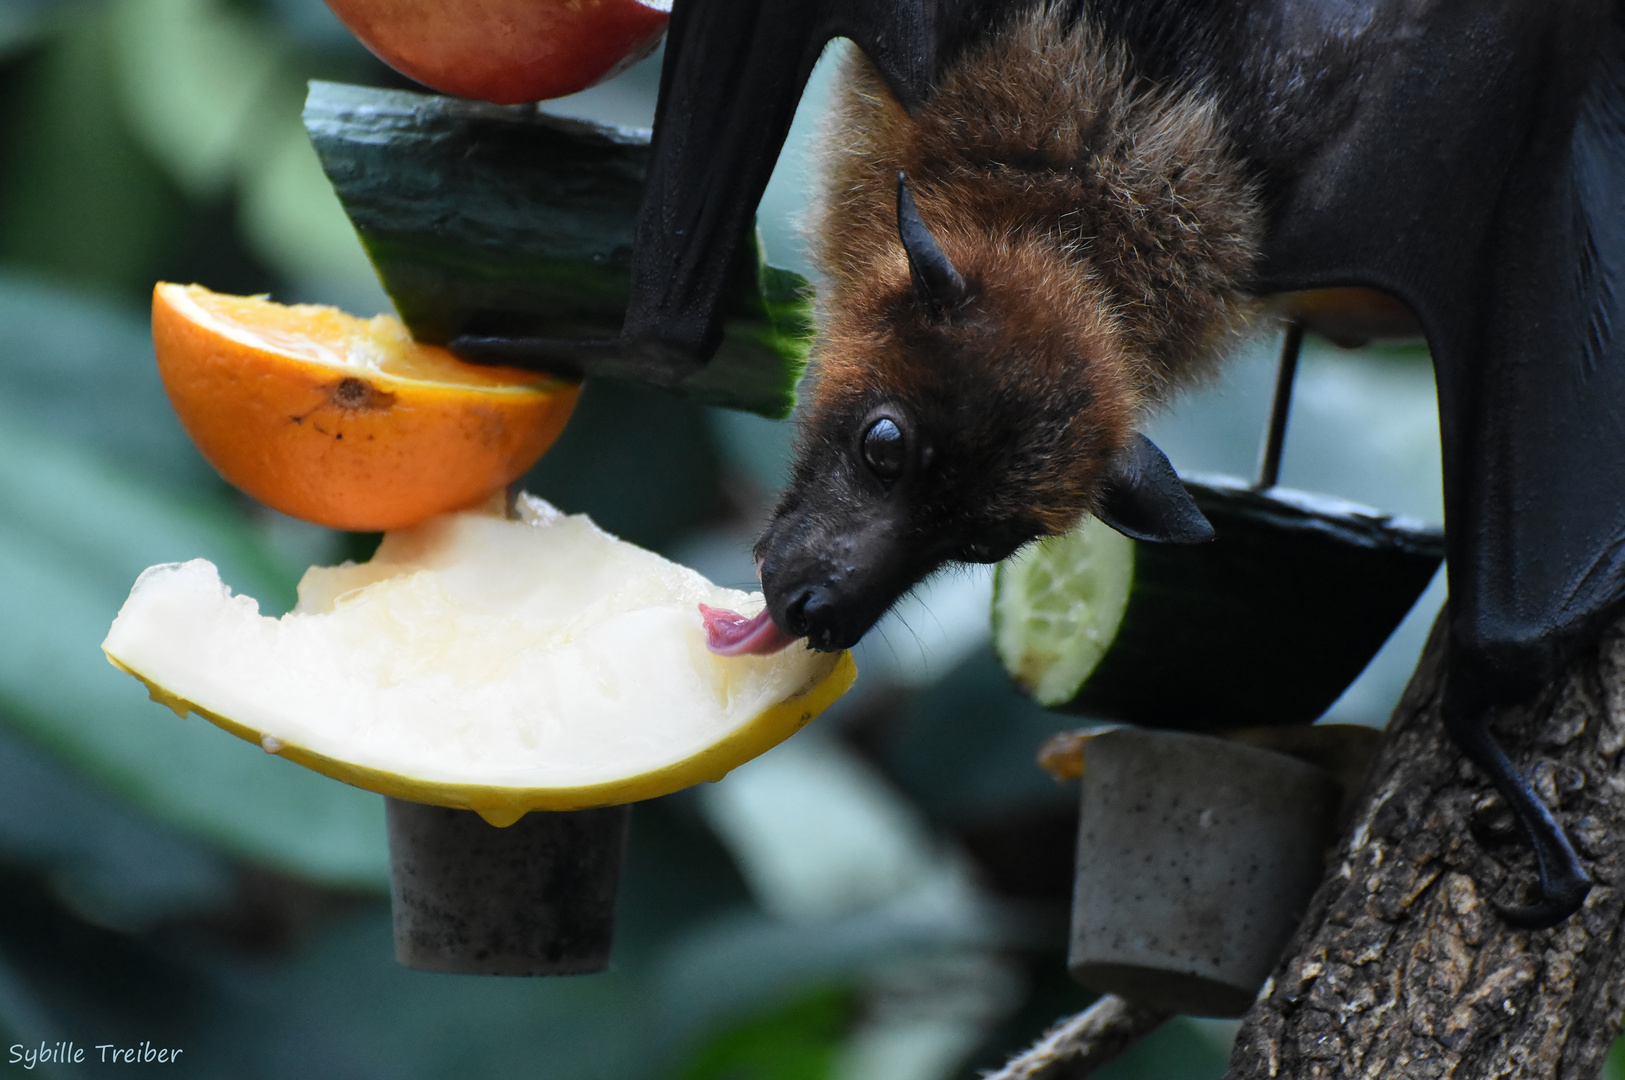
[0, 1, 1607, 1078]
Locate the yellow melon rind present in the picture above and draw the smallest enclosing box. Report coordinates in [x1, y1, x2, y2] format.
[106, 649, 857, 825]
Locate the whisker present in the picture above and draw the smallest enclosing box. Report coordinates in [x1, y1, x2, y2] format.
[867, 619, 907, 670]
[885, 608, 931, 669]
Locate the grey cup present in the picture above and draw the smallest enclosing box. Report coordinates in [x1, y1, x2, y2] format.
[1068, 728, 1341, 1016]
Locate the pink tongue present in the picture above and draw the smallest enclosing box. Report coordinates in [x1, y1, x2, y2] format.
[700, 604, 800, 656]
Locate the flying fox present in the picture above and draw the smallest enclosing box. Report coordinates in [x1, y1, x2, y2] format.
[458, 0, 1625, 927]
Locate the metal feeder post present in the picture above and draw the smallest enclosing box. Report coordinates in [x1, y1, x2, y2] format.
[1255, 320, 1304, 490]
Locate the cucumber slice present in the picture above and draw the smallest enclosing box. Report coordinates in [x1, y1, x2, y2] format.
[992, 515, 1135, 707]
[303, 81, 812, 419]
[993, 476, 1443, 730]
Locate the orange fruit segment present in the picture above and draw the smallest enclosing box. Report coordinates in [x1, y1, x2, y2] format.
[152, 283, 579, 531]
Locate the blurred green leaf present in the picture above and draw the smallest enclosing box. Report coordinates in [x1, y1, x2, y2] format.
[209, 916, 654, 1079]
[104, 0, 385, 297]
[650, 905, 1014, 1051]
[0, 796, 927, 1080]
[699, 737, 938, 924]
[0, 406, 387, 887]
[237, 107, 385, 295]
[0, 0, 385, 308]
[1605, 1034, 1625, 1080]
[0, 7, 185, 295]
[611, 794, 755, 968]
[0, 0, 86, 62]
[667, 985, 853, 1080]
[0, 722, 234, 930]
[0, 272, 215, 493]
[108, 0, 282, 199]
[1090, 1017, 1231, 1080]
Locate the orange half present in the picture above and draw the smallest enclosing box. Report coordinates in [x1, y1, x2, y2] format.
[152, 283, 579, 531]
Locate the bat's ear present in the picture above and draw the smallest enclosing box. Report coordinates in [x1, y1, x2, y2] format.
[896, 172, 968, 316]
[1095, 434, 1214, 544]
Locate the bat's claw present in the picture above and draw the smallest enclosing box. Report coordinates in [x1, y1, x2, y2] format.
[1490, 777, 1592, 929]
[450, 333, 705, 389]
[1494, 867, 1593, 929]
[1445, 697, 1593, 929]
[450, 334, 618, 380]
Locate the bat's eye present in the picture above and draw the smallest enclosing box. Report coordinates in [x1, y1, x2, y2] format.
[960, 539, 1018, 564]
[961, 541, 998, 563]
[862, 417, 907, 481]
[958, 523, 1037, 564]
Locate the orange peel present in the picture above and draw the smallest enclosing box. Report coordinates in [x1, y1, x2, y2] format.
[152, 283, 578, 530]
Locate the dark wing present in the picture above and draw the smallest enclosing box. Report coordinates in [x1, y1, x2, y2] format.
[456, 0, 951, 385]
[1238, 0, 1624, 925]
[1448, 16, 1625, 705]
[624, 0, 944, 360]
[1242, 0, 1625, 703]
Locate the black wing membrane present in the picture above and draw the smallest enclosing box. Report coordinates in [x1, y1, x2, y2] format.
[1243, 0, 1625, 924]
[1448, 13, 1625, 700]
[1245, 7, 1625, 693]
[1443, 10, 1625, 926]
[625, 0, 942, 361]
[1245, 1, 1625, 689]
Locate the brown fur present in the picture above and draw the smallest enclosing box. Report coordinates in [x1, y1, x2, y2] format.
[802, 5, 1264, 531]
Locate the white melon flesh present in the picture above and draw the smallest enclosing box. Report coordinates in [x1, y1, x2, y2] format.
[102, 495, 854, 823]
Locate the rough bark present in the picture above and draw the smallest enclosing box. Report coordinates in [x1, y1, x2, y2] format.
[983, 995, 1170, 1080]
[1226, 612, 1625, 1079]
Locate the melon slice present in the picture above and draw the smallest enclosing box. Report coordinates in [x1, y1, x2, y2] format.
[102, 495, 855, 824]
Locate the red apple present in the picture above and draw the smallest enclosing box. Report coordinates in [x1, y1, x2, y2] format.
[325, 0, 671, 105]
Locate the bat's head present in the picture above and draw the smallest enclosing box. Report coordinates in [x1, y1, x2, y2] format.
[754, 176, 1211, 652]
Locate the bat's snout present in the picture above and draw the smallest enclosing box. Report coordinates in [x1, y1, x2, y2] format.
[760, 566, 881, 653]
[757, 511, 920, 654]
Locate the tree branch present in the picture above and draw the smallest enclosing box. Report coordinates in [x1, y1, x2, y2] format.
[1227, 611, 1625, 1079]
[983, 994, 1169, 1080]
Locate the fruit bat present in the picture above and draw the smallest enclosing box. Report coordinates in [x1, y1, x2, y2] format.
[456, 0, 1625, 927]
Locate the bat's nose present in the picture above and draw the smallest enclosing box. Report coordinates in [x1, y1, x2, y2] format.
[773, 583, 858, 652]
[782, 586, 831, 643]
[780, 587, 815, 636]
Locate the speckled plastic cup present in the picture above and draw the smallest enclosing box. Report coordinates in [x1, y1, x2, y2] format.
[1068, 728, 1341, 1016]
[386, 798, 630, 976]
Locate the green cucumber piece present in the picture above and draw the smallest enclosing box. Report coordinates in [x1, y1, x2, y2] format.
[992, 476, 1444, 730]
[992, 515, 1135, 707]
[302, 81, 812, 419]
